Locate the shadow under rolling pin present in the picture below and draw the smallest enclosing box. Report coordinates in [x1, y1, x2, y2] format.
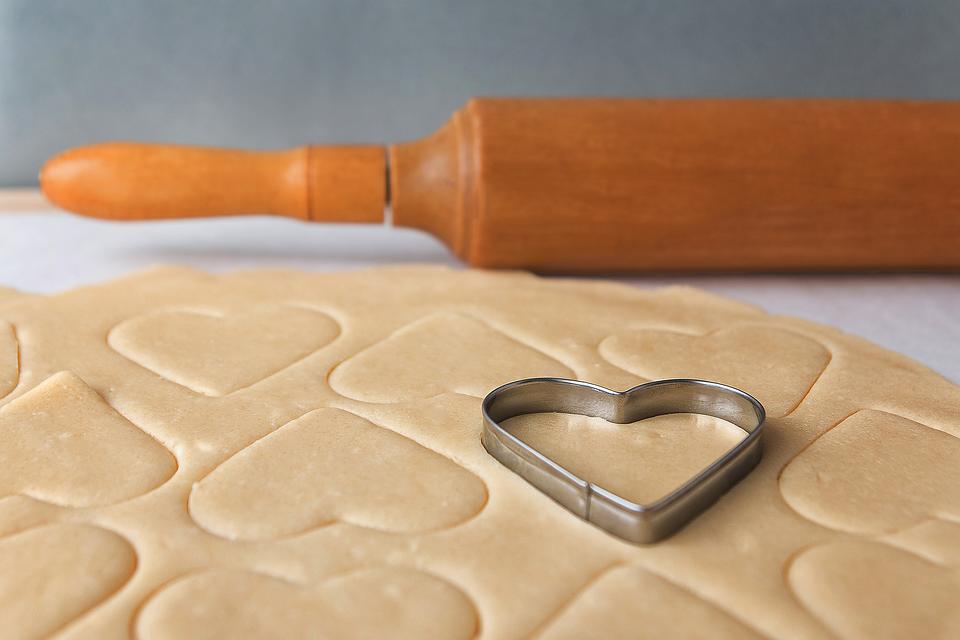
[40, 98, 960, 272]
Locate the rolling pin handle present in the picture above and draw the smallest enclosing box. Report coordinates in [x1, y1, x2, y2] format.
[40, 142, 387, 223]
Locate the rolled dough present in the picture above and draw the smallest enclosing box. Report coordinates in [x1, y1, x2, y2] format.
[0, 266, 957, 639]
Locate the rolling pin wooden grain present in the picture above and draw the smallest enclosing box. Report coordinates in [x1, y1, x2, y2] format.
[41, 98, 960, 272]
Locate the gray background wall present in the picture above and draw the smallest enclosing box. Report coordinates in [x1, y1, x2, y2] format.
[3, 0, 960, 186]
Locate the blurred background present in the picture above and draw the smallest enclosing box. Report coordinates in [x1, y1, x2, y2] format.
[4, 0, 960, 186]
[1, 0, 958, 380]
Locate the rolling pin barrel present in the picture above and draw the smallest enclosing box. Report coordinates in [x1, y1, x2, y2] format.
[40, 98, 960, 272]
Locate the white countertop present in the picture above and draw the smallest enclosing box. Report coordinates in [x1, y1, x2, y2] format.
[2, 210, 957, 382]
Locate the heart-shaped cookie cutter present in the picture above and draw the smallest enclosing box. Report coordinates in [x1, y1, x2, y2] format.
[481, 378, 765, 543]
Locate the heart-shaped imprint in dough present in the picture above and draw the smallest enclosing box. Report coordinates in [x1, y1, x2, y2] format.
[109, 304, 340, 396]
[788, 540, 960, 640]
[599, 325, 830, 417]
[540, 564, 762, 639]
[0, 321, 17, 399]
[504, 412, 748, 505]
[0, 524, 136, 640]
[779, 410, 960, 534]
[136, 567, 477, 640]
[0, 371, 176, 507]
[329, 313, 572, 402]
[189, 407, 486, 539]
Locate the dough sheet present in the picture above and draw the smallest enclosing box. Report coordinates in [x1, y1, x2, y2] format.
[0, 266, 957, 639]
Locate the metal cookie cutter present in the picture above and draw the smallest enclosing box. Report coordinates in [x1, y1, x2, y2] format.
[481, 378, 766, 544]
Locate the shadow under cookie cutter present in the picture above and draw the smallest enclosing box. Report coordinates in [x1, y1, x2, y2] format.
[481, 378, 766, 544]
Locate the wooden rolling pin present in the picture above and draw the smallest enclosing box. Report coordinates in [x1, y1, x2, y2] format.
[41, 98, 960, 272]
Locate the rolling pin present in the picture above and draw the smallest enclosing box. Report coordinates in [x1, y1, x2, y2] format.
[41, 98, 960, 272]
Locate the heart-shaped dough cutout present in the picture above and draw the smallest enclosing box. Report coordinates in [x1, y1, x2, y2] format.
[780, 409, 960, 534]
[788, 541, 960, 639]
[189, 407, 486, 539]
[329, 313, 572, 402]
[0, 524, 136, 640]
[109, 304, 340, 396]
[0, 371, 176, 507]
[540, 564, 763, 639]
[0, 321, 17, 399]
[136, 567, 477, 640]
[599, 325, 830, 417]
